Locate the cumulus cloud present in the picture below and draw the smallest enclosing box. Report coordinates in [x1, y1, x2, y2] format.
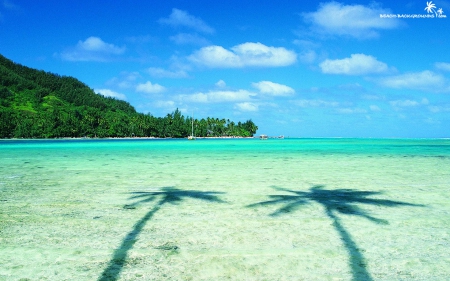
[95, 89, 127, 100]
[136, 81, 166, 94]
[303, 2, 402, 39]
[60, 36, 125, 62]
[181, 90, 256, 103]
[252, 81, 295, 96]
[235, 102, 259, 112]
[215, 80, 226, 88]
[188, 42, 297, 68]
[320, 54, 388, 75]
[378, 71, 448, 92]
[159, 8, 214, 34]
[189, 45, 239, 67]
[435, 62, 450, 72]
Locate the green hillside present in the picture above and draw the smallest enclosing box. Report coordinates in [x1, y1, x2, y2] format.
[0, 54, 257, 138]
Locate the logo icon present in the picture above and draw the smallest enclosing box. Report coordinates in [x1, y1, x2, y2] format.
[424, 1, 437, 15]
[425, 1, 445, 17]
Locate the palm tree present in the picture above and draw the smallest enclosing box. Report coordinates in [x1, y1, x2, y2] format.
[248, 185, 422, 281]
[98, 187, 225, 281]
[437, 8, 444, 16]
[425, 1, 437, 14]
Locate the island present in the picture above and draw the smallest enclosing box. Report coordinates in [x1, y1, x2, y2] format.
[0, 54, 258, 139]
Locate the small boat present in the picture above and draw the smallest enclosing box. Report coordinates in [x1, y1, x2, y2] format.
[259, 134, 268, 140]
[188, 112, 196, 140]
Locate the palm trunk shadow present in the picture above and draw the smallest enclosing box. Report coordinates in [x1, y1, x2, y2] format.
[246, 185, 423, 281]
[97, 188, 225, 281]
[326, 208, 373, 281]
[98, 203, 162, 281]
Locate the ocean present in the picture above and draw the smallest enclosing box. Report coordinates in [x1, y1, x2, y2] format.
[1, 138, 449, 280]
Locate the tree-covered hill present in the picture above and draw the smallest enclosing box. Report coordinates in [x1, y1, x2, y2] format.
[0, 54, 257, 138]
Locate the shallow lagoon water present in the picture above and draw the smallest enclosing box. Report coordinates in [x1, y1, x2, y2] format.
[1, 138, 450, 280]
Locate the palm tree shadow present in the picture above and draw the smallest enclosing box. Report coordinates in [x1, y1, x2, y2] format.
[98, 187, 225, 281]
[247, 185, 423, 281]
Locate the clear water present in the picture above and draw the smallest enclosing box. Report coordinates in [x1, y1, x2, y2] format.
[1, 138, 450, 280]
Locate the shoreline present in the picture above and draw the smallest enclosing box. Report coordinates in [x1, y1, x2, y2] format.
[1, 137, 450, 141]
[0, 136, 258, 141]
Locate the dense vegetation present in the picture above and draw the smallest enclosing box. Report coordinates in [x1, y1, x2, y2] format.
[0, 54, 257, 138]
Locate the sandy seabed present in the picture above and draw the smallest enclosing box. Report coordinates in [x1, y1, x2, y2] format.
[1, 139, 450, 280]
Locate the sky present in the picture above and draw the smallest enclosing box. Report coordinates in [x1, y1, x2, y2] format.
[1, 0, 450, 138]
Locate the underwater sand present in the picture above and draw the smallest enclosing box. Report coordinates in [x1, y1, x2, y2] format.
[1, 138, 449, 280]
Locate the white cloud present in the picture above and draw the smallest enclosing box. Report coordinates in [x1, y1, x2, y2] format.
[389, 99, 429, 108]
[252, 81, 295, 96]
[188, 42, 297, 68]
[303, 2, 402, 39]
[77, 37, 122, 53]
[378, 70, 448, 92]
[159, 8, 214, 34]
[170, 33, 210, 45]
[136, 81, 166, 94]
[95, 89, 127, 100]
[336, 107, 367, 114]
[60, 36, 125, 62]
[390, 100, 418, 108]
[369, 105, 381, 111]
[189, 45, 239, 67]
[320, 54, 388, 75]
[215, 80, 226, 88]
[299, 50, 318, 64]
[232, 43, 297, 67]
[181, 90, 256, 103]
[428, 104, 450, 113]
[147, 67, 188, 78]
[435, 62, 450, 72]
[235, 102, 259, 112]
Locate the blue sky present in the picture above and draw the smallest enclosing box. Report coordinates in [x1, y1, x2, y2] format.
[1, 0, 450, 137]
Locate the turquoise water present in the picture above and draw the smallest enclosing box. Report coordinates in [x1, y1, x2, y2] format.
[1, 138, 450, 280]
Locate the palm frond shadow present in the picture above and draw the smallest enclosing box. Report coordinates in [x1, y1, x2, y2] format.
[247, 185, 423, 281]
[98, 187, 225, 281]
